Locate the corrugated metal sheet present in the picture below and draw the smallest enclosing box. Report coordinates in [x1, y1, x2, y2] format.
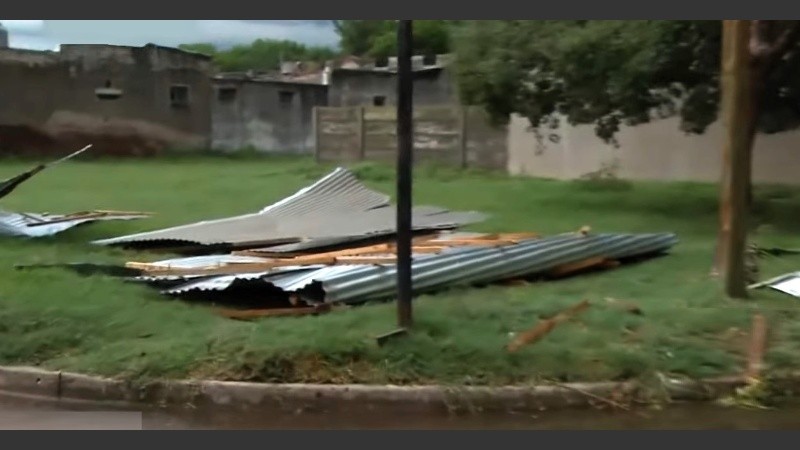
[94, 167, 390, 247]
[246, 225, 492, 255]
[163, 232, 678, 303]
[159, 265, 326, 291]
[750, 271, 800, 297]
[0, 210, 149, 238]
[134, 254, 271, 270]
[297, 232, 678, 303]
[93, 167, 485, 249]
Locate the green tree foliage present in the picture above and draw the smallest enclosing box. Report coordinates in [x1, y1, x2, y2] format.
[453, 20, 800, 143]
[178, 39, 337, 72]
[333, 20, 457, 58]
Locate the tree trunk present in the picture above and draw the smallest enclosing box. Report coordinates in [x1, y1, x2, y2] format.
[716, 20, 760, 298]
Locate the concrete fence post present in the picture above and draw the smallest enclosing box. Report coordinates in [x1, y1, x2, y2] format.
[459, 106, 468, 169]
[312, 106, 320, 163]
[357, 106, 366, 161]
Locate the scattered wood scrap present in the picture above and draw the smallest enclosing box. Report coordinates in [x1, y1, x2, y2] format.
[507, 300, 592, 352]
[548, 257, 618, 278]
[550, 381, 630, 411]
[604, 297, 643, 315]
[128, 231, 545, 277]
[216, 304, 333, 321]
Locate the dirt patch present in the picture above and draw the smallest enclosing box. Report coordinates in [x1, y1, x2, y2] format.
[0, 111, 206, 157]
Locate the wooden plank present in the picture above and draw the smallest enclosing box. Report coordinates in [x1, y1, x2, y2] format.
[507, 300, 592, 352]
[548, 257, 609, 277]
[134, 256, 337, 277]
[281, 243, 395, 260]
[335, 255, 397, 265]
[217, 304, 333, 320]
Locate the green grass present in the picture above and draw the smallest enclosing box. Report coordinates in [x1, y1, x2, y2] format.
[3, 155, 800, 386]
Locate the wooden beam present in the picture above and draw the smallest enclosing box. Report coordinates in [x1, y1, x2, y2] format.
[507, 300, 591, 352]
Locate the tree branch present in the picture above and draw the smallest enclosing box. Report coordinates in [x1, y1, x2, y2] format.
[766, 21, 800, 62]
[749, 20, 772, 61]
[749, 20, 800, 67]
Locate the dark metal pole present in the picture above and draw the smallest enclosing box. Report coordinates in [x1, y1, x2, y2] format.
[396, 20, 414, 328]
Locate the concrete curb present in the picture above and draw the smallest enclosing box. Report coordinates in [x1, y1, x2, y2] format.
[2, 365, 781, 413]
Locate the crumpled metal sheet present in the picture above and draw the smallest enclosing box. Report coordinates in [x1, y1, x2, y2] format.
[750, 271, 800, 298]
[161, 232, 679, 303]
[132, 254, 271, 270]
[93, 167, 392, 247]
[0, 145, 92, 201]
[158, 265, 326, 292]
[0, 210, 150, 238]
[93, 167, 486, 250]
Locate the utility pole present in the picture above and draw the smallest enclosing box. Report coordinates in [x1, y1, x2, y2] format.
[719, 20, 756, 298]
[396, 20, 414, 327]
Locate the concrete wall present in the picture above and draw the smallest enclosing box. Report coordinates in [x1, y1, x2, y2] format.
[0, 44, 212, 156]
[327, 68, 456, 107]
[508, 114, 800, 185]
[211, 80, 328, 154]
[315, 105, 507, 170]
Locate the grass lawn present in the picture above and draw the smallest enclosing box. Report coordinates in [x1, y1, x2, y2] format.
[2, 155, 800, 386]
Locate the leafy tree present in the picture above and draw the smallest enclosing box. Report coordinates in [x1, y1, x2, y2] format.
[178, 39, 336, 72]
[178, 43, 218, 57]
[333, 20, 457, 58]
[333, 21, 395, 56]
[454, 20, 800, 143]
[453, 20, 800, 297]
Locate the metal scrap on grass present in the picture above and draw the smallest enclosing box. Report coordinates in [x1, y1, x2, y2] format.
[0, 145, 152, 237]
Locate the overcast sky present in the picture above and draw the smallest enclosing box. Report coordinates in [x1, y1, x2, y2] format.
[0, 20, 339, 51]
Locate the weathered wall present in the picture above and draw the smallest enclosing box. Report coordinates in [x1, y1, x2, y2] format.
[327, 68, 456, 107]
[508, 114, 800, 185]
[211, 80, 328, 154]
[0, 44, 212, 156]
[315, 105, 506, 170]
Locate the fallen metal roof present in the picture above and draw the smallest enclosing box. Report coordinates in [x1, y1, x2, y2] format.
[93, 167, 485, 249]
[161, 232, 678, 304]
[0, 210, 150, 238]
[750, 271, 800, 298]
[0, 145, 92, 201]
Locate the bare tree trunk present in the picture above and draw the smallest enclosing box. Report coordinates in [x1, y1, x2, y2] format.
[713, 21, 799, 280]
[717, 20, 759, 298]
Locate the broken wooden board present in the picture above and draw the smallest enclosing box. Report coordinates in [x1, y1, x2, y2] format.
[216, 304, 333, 320]
[507, 300, 591, 352]
[548, 257, 618, 278]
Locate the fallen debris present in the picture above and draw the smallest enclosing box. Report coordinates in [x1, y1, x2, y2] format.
[749, 272, 800, 297]
[217, 304, 333, 320]
[0, 145, 92, 201]
[116, 231, 679, 313]
[549, 381, 630, 411]
[131, 232, 678, 306]
[14, 262, 143, 278]
[548, 257, 617, 278]
[28, 166, 680, 318]
[0, 144, 152, 237]
[604, 297, 643, 316]
[507, 300, 592, 352]
[0, 210, 151, 238]
[375, 328, 409, 346]
[94, 167, 485, 252]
